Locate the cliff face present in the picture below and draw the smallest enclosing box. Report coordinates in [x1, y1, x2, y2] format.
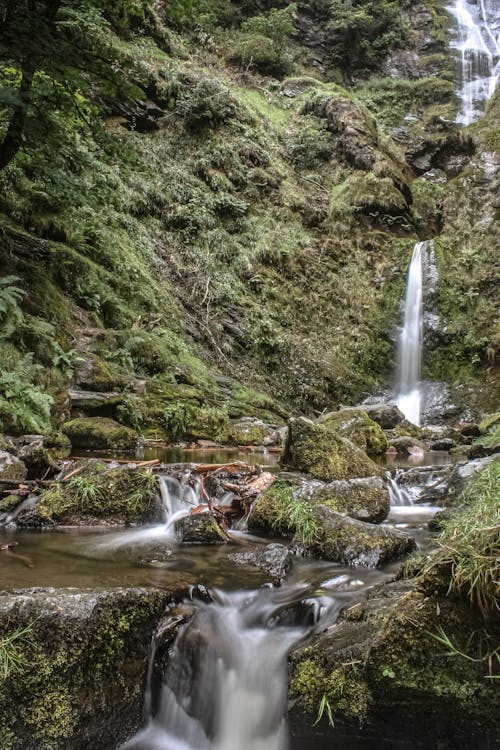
[0, 0, 497, 439]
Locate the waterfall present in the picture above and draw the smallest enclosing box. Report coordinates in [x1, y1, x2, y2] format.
[448, 0, 500, 125]
[119, 586, 345, 750]
[159, 475, 202, 532]
[395, 241, 432, 426]
[387, 470, 414, 507]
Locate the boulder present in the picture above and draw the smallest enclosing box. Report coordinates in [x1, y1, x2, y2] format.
[0, 451, 27, 481]
[62, 417, 138, 451]
[38, 467, 160, 525]
[0, 587, 174, 750]
[281, 417, 381, 481]
[388, 435, 426, 455]
[361, 403, 406, 429]
[175, 511, 226, 544]
[18, 440, 59, 480]
[223, 417, 284, 446]
[306, 505, 416, 567]
[228, 543, 293, 584]
[296, 476, 390, 524]
[429, 438, 457, 451]
[318, 408, 388, 456]
[42, 432, 72, 459]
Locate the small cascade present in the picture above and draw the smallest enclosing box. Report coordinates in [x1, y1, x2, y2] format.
[449, 0, 500, 125]
[159, 475, 202, 532]
[395, 240, 433, 426]
[119, 586, 346, 750]
[387, 470, 414, 507]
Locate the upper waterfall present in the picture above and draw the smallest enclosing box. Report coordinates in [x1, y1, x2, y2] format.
[449, 0, 500, 125]
[394, 240, 435, 426]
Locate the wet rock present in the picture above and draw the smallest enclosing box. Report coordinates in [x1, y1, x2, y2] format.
[295, 476, 390, 524]
[42, 431, 72, 459]
[306, 505, 416, 567]
[281, 417, 381, 481]
[289, 579, 500, 743]
[388, 435, 426, 455]
[62, 417, 138, 451]
[0, 587, 175, 750]
[429, 437, 457, 451]
[175, 511, 226, 544]
[318, 409, 388, 456]
[18, 440, 59, 480]
[228, 543, 293, 584]
[361, 403, 405, 429]
[0, 451, 27, 481]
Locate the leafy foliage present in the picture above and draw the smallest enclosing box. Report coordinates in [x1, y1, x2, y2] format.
[0, 275, 25, 338]
[0, 353, 53, 433]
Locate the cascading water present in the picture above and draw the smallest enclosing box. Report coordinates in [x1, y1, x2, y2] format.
[119, 586, 346, 750]
[448, 0, 500, 125]
[395, 240, 433, 426]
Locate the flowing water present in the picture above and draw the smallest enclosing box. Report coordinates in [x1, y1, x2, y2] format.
[395, 241, 431, 425]
[448, 0, 500, 124]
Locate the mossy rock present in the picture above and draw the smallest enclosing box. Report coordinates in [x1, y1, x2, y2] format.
[175, 511, 226, 544]
[38, 467, 160, 525]
[247, 481, 297, 537]
[300, 476, 390, 524]
[0, 587, 174, 750]
[290, 580, 500, 743]
[281, 417, 381, 481]
[62, 417, 138, 451]
[0, 451, 27, 481]
[74, 354, 129, 392]
[18, 441, 59, 480]
[42, 432, 72, 459]
[223, 417, 279, 447]
[319, 408, 388, 456]
[307, 505, 415, 567]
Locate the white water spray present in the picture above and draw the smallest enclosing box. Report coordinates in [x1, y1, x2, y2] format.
[448, 0, 500, 125]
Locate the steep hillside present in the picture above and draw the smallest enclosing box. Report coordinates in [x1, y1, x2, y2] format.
[0, 0, 497, 440]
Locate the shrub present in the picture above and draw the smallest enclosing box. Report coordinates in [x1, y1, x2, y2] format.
[175, 77, 240, 129]
[227, 33, 291, 76]
[0, 353, 53, 434]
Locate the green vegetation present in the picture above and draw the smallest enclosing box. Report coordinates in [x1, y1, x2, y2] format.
[424, 461, 500, 620]
[0, 624, 34, 680]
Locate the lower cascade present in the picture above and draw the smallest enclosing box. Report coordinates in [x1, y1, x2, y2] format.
[119, 587, 344, 750]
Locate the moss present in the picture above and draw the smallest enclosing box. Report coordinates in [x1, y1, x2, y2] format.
[247, 481, 297, 537]
[311, 479, 389, 523]
[282, 418, 381, 481]
[0, 493, 19, 512]
[61, 417, 138, 451]
[320, 409, 388, 456]
[38, 467, 159, 524]
[478, 413, 500, 435]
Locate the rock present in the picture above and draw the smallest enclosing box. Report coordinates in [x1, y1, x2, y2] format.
[360, 403, 406, 429]
[289, 579, 500, 743]
[388, 436, 426, 455]
[429, 438, 457, 451]
[306, 505, 416, 567]
[459, 423, 481, 438]
[0, 587, 174, 750]
[175, 511, 226, 544]
[42, 432, 72, 459]
[318, 408, 388, 456]
[450, 443, 500, 460]
[38, 467, 160, 525]
[295, 475, 390, 524]
[281, 417, 381, 481]
[223, 417, 283, 447]
[74, 353, 130, 392]
[0, 451, 27, 481]
[18, 440, 59, 479]
[68, 388, 123, 419]
[0, 435, 17, 453]
[62, 417, 138, 451]
[228, 543, 292, 584]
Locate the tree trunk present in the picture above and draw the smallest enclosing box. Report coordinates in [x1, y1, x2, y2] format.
[0, 61, 35, 170]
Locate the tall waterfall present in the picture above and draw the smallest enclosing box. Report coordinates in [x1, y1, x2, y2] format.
[449, 0, 500, 125]
[395, 241, 433, 426]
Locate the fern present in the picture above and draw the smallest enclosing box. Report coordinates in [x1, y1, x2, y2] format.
[0, 276, 25, 339]
[0, 354, 53, 433]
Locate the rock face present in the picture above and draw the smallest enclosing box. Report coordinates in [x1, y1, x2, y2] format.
[306, 505, 415, 567]
[62, 417, 138, 451]
[175, 511, 226, 544]
[0, 587, 175, 750]
[290, 579, 500, 744]
[228, 543, 293, 584]
[318, 408, 388, 456]
[0, 450, 27, 481]
[281, 418, 381, 481]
